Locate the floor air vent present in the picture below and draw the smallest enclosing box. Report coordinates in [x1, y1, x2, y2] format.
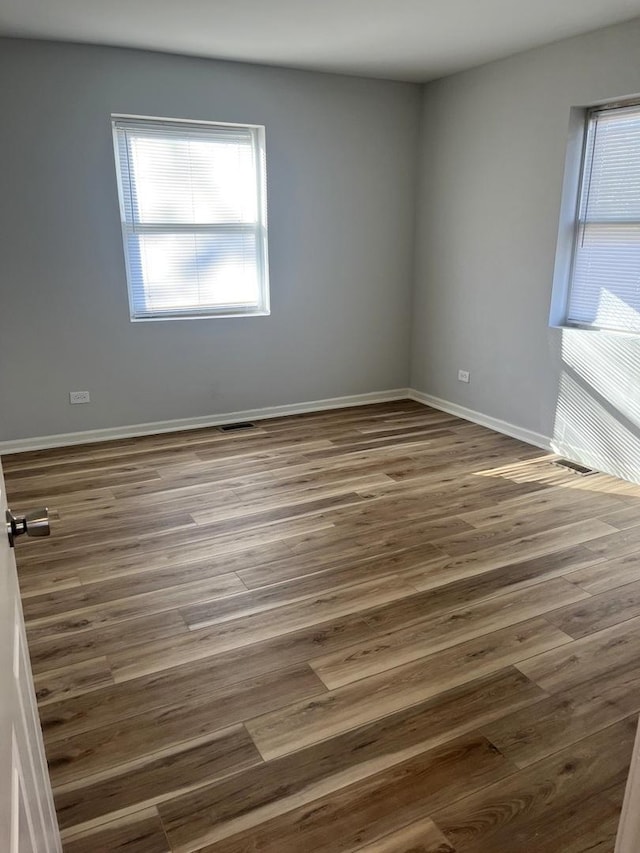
[218, 422, 256, 432]
[553, 458, 597, 476]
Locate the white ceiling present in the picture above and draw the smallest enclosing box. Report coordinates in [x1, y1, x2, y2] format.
[2, 0, 640, 82]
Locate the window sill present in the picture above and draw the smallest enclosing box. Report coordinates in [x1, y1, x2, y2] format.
[550, 322, 640, 339]
[131, 310, 271, 322]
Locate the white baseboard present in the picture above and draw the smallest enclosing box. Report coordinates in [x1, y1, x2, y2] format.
[0, 387, 554, 456]
[407, 389, 552, 451]
[0, 388, 411, 455]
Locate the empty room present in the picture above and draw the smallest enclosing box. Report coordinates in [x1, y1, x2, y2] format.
[4, 1, 640, 851]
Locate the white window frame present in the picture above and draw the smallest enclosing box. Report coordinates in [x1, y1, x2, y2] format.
[550, 99, 640, 335]
[111, 114, 270, 321]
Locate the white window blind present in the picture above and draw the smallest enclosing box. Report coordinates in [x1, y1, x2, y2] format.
[112, 117, 269, 320]
[568, 103, 640, 333]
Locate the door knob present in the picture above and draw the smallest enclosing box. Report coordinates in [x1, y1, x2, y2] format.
[6, 507, 50, 548]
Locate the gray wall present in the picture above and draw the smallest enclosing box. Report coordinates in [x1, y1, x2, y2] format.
[0, 39, 421, 441]
[5, 25, 640, 483]
[411, 18, 640, 484]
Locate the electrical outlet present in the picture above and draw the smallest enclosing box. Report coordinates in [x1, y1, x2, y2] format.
[458, 369, 470, 383]
[69, 391, 91, 404]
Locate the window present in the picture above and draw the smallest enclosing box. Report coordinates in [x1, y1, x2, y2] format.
[112, 116, 269, 320]
[565, 102, 640, 334]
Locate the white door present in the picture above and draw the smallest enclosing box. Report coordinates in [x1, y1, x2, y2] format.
[0, 459, 61, 852]
[616, 720, 640, 852]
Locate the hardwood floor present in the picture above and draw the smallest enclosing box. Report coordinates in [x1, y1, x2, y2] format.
[4, 400, 640, 852]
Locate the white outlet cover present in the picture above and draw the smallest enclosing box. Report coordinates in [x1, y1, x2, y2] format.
[458, 370, 470, 383]
[69, 391, 91, 404]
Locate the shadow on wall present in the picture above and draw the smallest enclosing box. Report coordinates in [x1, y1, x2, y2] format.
[552, 321, 640, 486]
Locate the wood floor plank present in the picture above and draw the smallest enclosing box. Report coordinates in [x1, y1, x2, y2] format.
[584, 523, 640, 559]
[563, 551, 640, 595]
[46, 664, 324, 786]
[18, 568, 81, 598]
[21, 523, 332, 591]
[110, 576, 419, 681]
[360, 562, 591, 639]
[431, 716, 637, 852]
[54, 725, 262, 834]
[98, 611, 373, 692]
[388, 448, 550, 486]
[433, 515, 616, 559]
[110, 452, 395, 503]
[36, 510, 197, 552]
[598, 504, 640, 530]
[546, 578, 640, 638]
[373, 521, 614, 598]
[61, 808, 170, 853]
[179, 561, 426, 632]
[458, 485, 625, 528]
[6, 400, 640, 851]
[184, 733, 514, 853]
[311, 578, 588, 689]
[41, 650, 326, 743]
[161, 474, 394, 530]
[189, 491, 366, 536]
[408, 542, 603, 594]
[356, 413, 457, 434]
[34, 656, 114, 707]
[157, 667, 543, 851]
[189, 482, 384, 527]
[22, 562, 248, 622]
[305, 492, 476, 537]
[28, 611, 188, 674]
[517, 615, 640, 694]
[113, 461, 396, 506]
[17, 512, 335, 570]
[246, 618, 571, 760]
[476, 780, 624, 853]
[7, 466, 162, 503]
[25, 573, 245, 643]
[481, 656, 640, 768]
[352, 463, 545, 501]
[236, 539, 441, 590]
[350, 817, 455, 853]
